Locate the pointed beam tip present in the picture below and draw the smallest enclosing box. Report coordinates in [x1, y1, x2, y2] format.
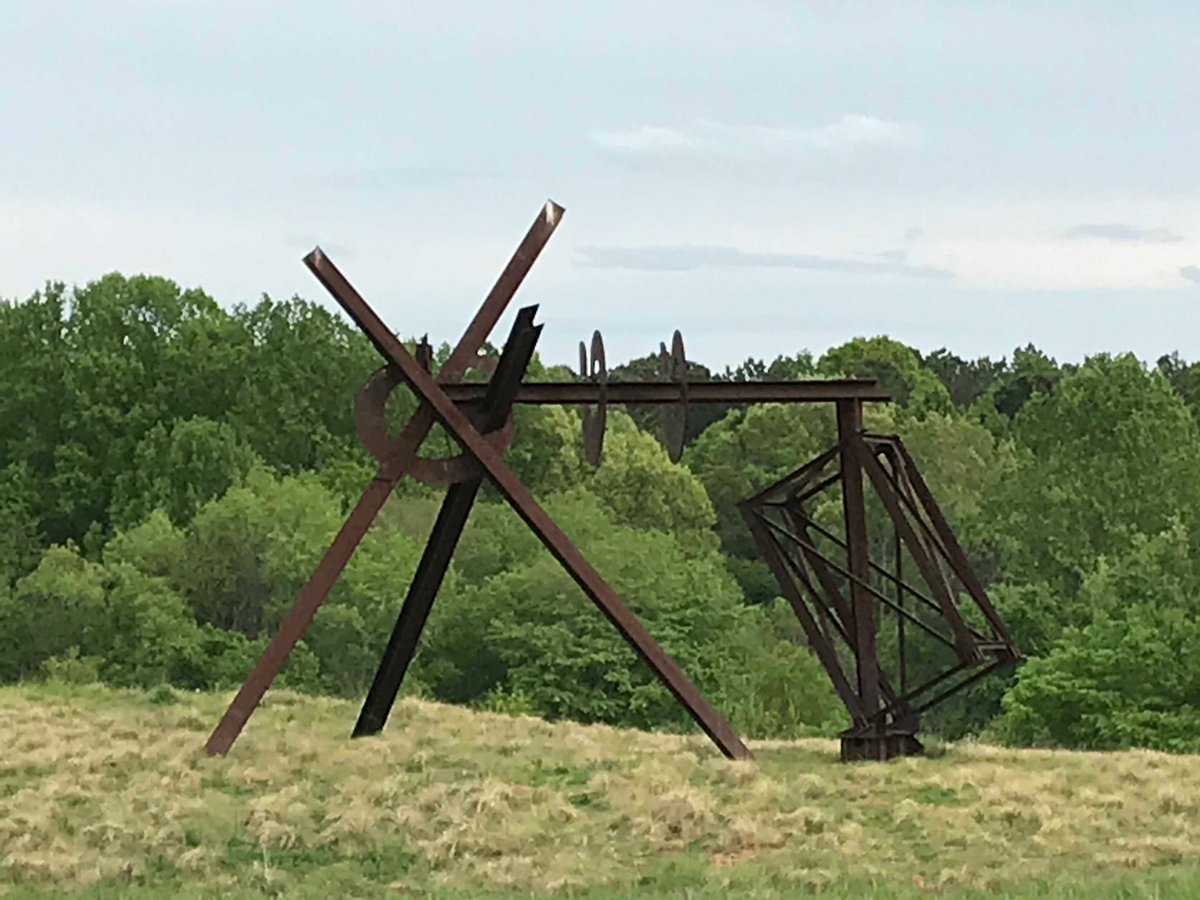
[543, 200, 565, 224]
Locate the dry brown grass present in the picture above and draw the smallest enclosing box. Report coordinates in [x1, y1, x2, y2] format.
[2, 682, 1200, 897]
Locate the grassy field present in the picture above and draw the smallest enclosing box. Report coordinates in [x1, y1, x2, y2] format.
[2, 683, 1200, 898]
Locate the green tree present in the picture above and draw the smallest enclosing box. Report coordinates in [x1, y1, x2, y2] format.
[224, 296, 378, 472]
[109, 417, 262, 528]
[986, 344, 1066, 421]
[417, 489, 836, 735]
[0, 543, 248, 690]
[999, 603, 1200, 753]
[982, 354, 1200, 595]
[922, 349, 1005, 409]
[720, 353, 816, 383]
[0, 462, 43, 581]
[818, 337, 952, 416]
[0, 545, 108, 682]
[586, 412, 718, 548]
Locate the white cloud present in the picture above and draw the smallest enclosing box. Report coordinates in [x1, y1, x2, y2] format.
[590, 114, 922, 162]
[806, 114, 919, 150]
[575, 244, 951, 279]
[932, 231, 1198, 291]
[593, 125, 703, 153]
[1182, 265, 1200, 285]
[1064, 223, 1184, 244]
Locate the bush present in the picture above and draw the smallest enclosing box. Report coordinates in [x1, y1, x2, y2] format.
[41, 648, 103, 685]
[998, 604, 1200, 753]
[417, 490, 841, 736]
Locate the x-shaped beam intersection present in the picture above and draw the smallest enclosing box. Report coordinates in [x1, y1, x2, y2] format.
[204, 202, 752, 761]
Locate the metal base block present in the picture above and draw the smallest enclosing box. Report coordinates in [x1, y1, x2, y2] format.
[840, 730, 924, 762]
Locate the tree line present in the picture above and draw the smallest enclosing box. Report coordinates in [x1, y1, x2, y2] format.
[3, 273, 1200, 752]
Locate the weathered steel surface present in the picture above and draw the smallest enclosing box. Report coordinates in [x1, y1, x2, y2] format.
[837, 401, 880, 726]
[657, 330, 689, 461]
[579, 330, 607, 465]
[559, 326, 889, 464]
[204, 202, 564, 757]
[886, 437, 1018, 652]
[435, 379, 890, 405]
[355, 363, 514, 486]
[201, 198, 1008, 768]
[354, 308, 543, 738]
[306, 250, 752, 761]
[741, 427, 1021, 762]
[741, 506, 866, 723]
[852, 440, 980, 665]
[204, 475, 396, 756]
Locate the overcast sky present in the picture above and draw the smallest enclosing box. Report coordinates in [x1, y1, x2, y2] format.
[3, 1, 1199, 369]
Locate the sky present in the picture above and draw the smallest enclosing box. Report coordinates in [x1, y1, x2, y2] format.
[3, 0, 1199, 370]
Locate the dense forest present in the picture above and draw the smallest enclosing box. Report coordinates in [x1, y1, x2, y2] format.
[3, 273, 1200, 753]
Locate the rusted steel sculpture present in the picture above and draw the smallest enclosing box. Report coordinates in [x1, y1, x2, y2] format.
[205, 199, 1018, 763]
[739, 416, 1022, 760]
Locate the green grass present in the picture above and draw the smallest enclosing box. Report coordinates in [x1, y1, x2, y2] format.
[3, 682, 1200, 898]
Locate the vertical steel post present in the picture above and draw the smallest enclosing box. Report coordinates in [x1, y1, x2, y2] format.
[889, 450, 907, 696]
[837, 400, 879, 727]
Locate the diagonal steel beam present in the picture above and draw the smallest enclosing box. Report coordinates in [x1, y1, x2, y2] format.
[851, 438, 980, 666]
[204, 202, 564, 757]
[308, 251, 752, 760]
[740, 505, 866, 724]
[889, 438, 1018, 652]
[353, 308, 543, 738]
[741, 443, 844, 508]
[757, 514, 960, 650]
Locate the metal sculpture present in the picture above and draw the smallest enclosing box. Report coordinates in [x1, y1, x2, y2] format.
[204, 199, 1019, 763]
[739, 415, 1022, 760]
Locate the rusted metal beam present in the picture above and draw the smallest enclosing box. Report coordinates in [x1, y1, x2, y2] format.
[883, 446, 908, 696]
[203, 202, 564, 758]
[783, 513, 856, 640]
[910, 660, 1007, 716]
[838, 400, 879, 720]
[307, 250, 753, 761]
[751, 504, 915, 729]
[890, 438, 1019, 653]
[343, 200, 565, 475]
[434, 379, 890, 405]
[743, 430, 1019, 759]
[852, 439, 981, 666]
[204, 475, 394, 757]
[777, 509, 989, 642]
[741, 444, 844, 509]
[758, 515, 959, 650]
[354, 308, 543, 738]
[741, 506, 867, 723]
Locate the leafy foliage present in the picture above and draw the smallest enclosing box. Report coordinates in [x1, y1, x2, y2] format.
[4, 271, 1200, 751]
[1000, 604, 1200, 753]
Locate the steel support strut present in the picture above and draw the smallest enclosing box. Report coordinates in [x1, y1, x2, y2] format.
[199, 201, 1006, 766]
[353, 307, 543, 737]
[838, 401, 880, 729]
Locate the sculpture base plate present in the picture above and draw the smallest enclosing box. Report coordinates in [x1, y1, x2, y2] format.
[840, 729, 924, 762]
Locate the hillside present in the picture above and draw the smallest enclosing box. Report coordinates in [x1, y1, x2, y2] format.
[3, 684, 1199, 898]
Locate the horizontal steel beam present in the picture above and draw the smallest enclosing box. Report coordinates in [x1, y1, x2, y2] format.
[434, 379, 890, 405]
